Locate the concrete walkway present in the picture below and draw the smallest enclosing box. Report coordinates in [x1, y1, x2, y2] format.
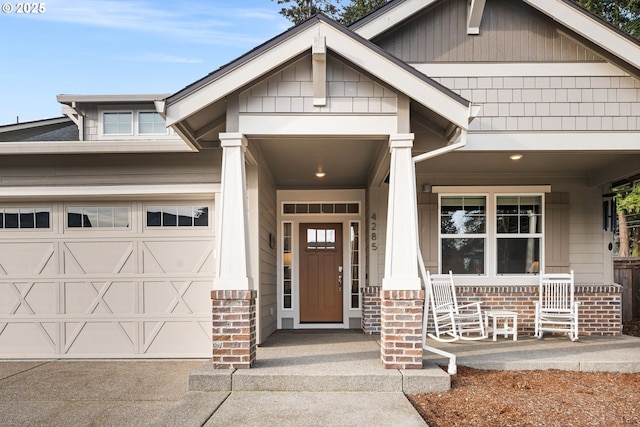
[1, 331, 639, 426]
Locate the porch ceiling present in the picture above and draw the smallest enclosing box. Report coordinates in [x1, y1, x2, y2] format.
[414, 150, 640, 186]
[255, 137, 386, 189]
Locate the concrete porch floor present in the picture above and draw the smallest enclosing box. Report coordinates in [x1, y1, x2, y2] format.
[190, 329, 640, 395]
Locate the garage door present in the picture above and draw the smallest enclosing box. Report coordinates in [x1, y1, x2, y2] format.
[0, 201, 214, 358]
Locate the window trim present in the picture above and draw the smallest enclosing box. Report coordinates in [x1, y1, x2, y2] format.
[435, 186, 549, 278]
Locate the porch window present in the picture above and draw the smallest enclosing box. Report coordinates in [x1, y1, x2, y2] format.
[496, 196, 542, 274]
[282, 222, 292, 309]
[350, 222, 360, 309]
[439, 193, 543, 276]
[440, 196, 486, 275]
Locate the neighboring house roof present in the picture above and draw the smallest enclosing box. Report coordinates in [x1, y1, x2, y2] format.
[164, 13, 474, 145]
[351, 0, 640, 74]
[0, 117, 78, 142]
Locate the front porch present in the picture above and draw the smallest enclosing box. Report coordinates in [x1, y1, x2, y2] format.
[190, 330, 640, 394]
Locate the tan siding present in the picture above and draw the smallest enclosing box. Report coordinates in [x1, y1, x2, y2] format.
[0, 151, 222, 187]
[258, 152, 277, 343]
[417, 193, 438, 273]
[545, 192, 570, 273]
[374, 0, 601, 63]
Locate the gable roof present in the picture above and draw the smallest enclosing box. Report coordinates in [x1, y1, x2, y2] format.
[351, 0, 640, 73]
[164, 14, 473, 140]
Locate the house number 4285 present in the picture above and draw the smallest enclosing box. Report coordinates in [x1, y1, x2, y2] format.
[370, 213, 377, 251]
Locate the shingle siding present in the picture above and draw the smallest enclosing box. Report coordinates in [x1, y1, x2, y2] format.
[239, 55, 397, 115]
[431, 75, 640, 132]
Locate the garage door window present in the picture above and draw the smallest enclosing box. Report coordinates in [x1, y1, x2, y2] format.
[146, 206, 208, 227]
[0, 208, 50, 229]
[67, 207, 130, 229]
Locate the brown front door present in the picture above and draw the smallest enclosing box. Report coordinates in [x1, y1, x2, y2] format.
[299, 223, 343, 323]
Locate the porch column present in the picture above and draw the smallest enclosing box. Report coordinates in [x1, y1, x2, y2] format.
[380, 134, 424, 369]
[212, 132, 256, 369]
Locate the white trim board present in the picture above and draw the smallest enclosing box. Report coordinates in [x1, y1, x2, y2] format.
[0, 184, 220, 200]
[412, 62, 629, 77]
[352, 0, 438, 40]
[0, 140, 195, 155]
[464, 132, 640, 151]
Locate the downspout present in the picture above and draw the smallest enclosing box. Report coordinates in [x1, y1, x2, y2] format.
[413, 129, 469, 375]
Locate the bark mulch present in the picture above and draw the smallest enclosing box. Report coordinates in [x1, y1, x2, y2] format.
[407, 320, 640, 427]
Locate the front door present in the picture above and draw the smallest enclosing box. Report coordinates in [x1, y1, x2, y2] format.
[299, 223, 343, 323]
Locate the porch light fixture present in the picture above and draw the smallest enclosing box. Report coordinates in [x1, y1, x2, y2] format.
[315, 168, 326, 178]
[509, 154, 523, 160]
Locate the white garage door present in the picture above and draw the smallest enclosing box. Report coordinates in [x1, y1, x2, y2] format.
[0, 201, 214, 358]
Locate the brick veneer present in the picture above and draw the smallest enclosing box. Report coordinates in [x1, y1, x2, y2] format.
[367, 285, 621, 339]
[455, 285, 622, 337]
[380, 290, 424, 369]
[211, 290, 257, 369]
[362, 286, 381, 334]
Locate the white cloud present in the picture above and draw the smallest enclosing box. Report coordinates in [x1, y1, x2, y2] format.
[37, 0, 283, 46]
[118, 52, 204, 64]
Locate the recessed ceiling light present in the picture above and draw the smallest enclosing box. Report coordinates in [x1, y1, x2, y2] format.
[315, 169, 326, 178]
[509, 154, 523, 160]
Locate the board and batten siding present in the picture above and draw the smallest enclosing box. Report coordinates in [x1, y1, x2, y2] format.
[238, 54, 397, 115]
[374, 0, 602, 63]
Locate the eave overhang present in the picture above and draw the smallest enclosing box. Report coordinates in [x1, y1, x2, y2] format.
[164, 14, 473, 146]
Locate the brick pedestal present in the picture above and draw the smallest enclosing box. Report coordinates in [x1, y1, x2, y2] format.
[211, 290, 257, 369]
[362, 286, 381, 334]
[380, 290, 424, 369]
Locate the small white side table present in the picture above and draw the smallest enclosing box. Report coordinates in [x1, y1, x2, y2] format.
[485, 311, 518, 341]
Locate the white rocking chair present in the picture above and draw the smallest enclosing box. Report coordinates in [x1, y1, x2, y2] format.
[534, 271, 580, 341]
[425, 271, 487, 342]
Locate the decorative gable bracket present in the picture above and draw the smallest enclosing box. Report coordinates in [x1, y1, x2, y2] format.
[312, 36, 327, 106]
[467, 0, 486, 35]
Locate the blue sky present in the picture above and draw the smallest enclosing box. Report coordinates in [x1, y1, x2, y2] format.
[0, 0, 290, 125]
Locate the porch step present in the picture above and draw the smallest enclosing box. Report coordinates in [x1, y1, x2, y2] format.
[188, 362, 450, 393]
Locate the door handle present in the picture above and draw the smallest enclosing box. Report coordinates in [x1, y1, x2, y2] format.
[338, 275, 342, 291]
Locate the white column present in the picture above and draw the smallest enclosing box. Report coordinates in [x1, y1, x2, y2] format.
[382, 134, 420, 291]
[214, 132, 253, 290]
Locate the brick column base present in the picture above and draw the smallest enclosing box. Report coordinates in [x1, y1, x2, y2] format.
[381, 290, 424, 369]
[361, 286, 381, 334]
[211, 290, 257, 369]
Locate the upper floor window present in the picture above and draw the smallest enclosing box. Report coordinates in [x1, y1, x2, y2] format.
[0, 208, 50, 229]
[103, 112, 133, 135]
[100, 109, 170, 137]
[138, 112, 166, 134]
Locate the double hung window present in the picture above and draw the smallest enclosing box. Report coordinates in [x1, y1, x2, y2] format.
[439, 192, 543, 276]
